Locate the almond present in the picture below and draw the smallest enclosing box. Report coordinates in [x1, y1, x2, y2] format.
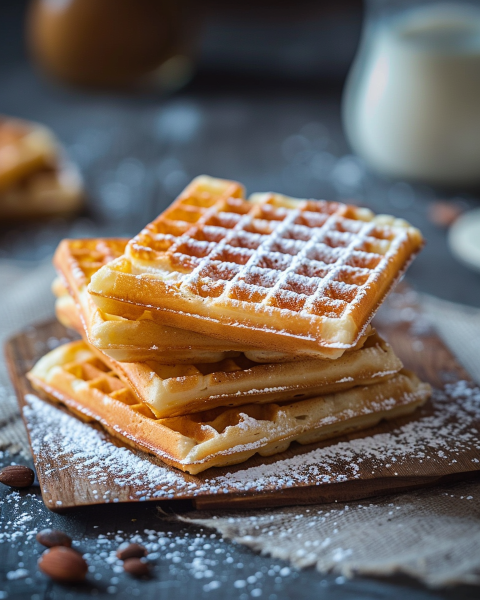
[116, 542, 147, 560]
[428, 201, 463, 227]
[36, 529, 72, 548]
[123, 557, 151, 578]
[38, 547, 88, 583]
[0, 465, 35, 488]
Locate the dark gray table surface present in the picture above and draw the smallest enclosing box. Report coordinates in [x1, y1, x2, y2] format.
[1, 5, 480, 600]
[1, 461, 479, 600]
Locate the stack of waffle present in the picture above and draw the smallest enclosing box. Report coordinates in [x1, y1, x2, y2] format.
[0, 116, 83, 220]
[28, 176, 431, 474]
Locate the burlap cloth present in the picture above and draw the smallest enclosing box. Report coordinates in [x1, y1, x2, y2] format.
[1, 261, 479, 587]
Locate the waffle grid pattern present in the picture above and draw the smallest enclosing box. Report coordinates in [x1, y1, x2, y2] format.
[66, 238, 127, 287]
[62, 353, 162, 420]
[129, 181, 409, 322]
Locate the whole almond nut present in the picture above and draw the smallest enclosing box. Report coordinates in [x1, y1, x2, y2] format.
[0, 465, 35, 488]
[38, 547, 88, 583]
[428, 201, 463, 227]
[123, 557, 151, 578]
[36, 529, 72, 548]
[116, 542, 147, 560]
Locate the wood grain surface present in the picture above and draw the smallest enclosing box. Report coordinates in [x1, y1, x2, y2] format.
[4, 289, 480, 512]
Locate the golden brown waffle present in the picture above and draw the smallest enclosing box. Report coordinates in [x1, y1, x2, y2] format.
[27, 341, 431, 474]
[100, 332, 403, 417]
[88, 175, 424, 354]
[54, 238, 368, 363]
[53, 293, 391, 417]
[0, 116, 83, 219]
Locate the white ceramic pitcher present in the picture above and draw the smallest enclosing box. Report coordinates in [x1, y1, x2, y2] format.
[343, 1, 480, 186]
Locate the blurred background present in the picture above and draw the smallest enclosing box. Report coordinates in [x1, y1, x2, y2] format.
[1, 0, 480, 304]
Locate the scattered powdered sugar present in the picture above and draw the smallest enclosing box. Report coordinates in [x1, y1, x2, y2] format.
[206, 381, 480, 494]
[367, 370, 400, 379]
[0, 490, 47, 546]
[0, 486, 301, 596]
[213, 386, 291, 398]
[23, 394, 191, 504]
[21, 379, 480, 505]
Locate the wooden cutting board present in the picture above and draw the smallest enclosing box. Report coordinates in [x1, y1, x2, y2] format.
[5, 288, 480, 512]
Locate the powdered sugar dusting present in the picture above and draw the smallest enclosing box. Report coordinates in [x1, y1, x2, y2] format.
[23, 394, 191, 504]
[22, 380, 480, 506]
[206, 381, 480, 494]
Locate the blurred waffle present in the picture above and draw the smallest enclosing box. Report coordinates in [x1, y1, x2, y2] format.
[54, 238, 368, 362]
[0, 116, 83, 219]
[88, 175, 423, 354]
[0, 116, 57, 191]
[27, 341, 430, 474]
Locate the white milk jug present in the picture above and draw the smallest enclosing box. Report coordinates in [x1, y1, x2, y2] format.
[343, 1, 480, 186]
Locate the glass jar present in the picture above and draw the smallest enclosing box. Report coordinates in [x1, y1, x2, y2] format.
[342, 0, 480, 186]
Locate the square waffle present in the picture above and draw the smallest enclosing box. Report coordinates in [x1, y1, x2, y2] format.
[0, 116, 83, 219]
[27, 341, 431, 474]
[54, 238, 368, 362]
[97, 332, 403, 418]
[88, 175, 424, 354]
